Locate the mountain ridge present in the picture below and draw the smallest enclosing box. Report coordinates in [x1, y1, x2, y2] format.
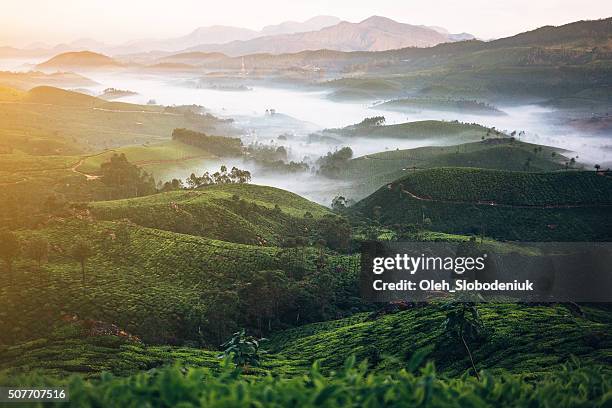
[183, 16, 471, 56]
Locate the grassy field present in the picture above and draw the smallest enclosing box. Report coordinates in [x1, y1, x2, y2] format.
[2, 302, 610, 379]
[268, 304, 612, 376]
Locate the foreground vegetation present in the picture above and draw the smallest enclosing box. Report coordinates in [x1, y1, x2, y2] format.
[2, 356, 609, 408]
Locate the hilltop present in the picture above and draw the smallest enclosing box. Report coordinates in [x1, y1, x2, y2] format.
[333, 138, 568, 200]
[37, 51, 123, 70]
[323, 119, 492, 142]
[90, 184, 331, 245]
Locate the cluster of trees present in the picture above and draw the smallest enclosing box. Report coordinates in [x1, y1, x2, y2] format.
[188, 261, 351, 344]
[0, 231, 94, 284]
[317, 147, 353, 178]
[172, 128, 242, 156]
[245, 143, 288, 162]
[185, 165, 251, 189]
[355, 116, 386, 127]
[100, 153, 156, 199]
[244, 143, 310, 174]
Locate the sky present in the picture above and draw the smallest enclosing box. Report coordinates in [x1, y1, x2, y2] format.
[1, 0, 611, 47]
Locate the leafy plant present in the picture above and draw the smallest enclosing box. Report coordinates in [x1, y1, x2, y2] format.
[218, 329, 266, 368]
[442, 301, 486, 380]
[70, 240, 94, 284]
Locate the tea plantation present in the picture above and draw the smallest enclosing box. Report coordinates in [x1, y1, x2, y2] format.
[90, 184, 332, 245]
[355, 168, 612, 240]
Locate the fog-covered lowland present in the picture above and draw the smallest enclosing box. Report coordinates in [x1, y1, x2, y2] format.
[45, 66, 606, 204]
[0, 54, 602, 204]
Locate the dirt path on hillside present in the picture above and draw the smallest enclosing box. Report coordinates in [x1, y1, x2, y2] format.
[70, 158, 101, 180]
[0, 177, 29, 186]
[397, 186, 612, 209]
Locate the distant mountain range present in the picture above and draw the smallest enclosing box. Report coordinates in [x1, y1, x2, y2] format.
[184, 16, 472, 56]
[32, 17, 610, 74]
[3, 15, 473, 59]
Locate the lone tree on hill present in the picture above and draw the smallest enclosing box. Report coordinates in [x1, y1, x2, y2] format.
[71, 240, 94, 284]
[26, 236, 49, 270]
[0, 231, 20, 283]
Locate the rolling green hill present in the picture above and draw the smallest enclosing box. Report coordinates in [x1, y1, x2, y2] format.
[334, 138, 567, 201]
[324, 119, 492, 142]
[1, 302, 610, 381]
[1, 215, 359, 347]
[355, 168, 612, 240]
[90, 184, 331, 245]
[0, 86, 235, 155]
[269, 304, 612, 376]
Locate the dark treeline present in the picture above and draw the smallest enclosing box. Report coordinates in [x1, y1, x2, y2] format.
[172, 128, 242, 156]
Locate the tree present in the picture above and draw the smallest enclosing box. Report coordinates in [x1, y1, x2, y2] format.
[317, 215, 352, 252]
[218, 329, 266, 369]
[357, 116, 386, 127]
[70, 240, 94, 284]
[26, 236, 49, 269]
[0, 231, 20, 283]
[331, 195, 347, 211]
[241, 270, 289, 333]
[442, 302, 486, 380]
[100, 153, 156, 199]
[595, 164, 601, 172]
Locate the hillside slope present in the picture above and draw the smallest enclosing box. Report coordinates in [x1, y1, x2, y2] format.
[355, 168, 612, 240]
[0, 86, 234, 154]
[90, 184, 331, 245]
[1, 213, 359, 346]
[336, 139, 568, 200]
[324, 120, 491, 141]
[269, 304, 612, 376]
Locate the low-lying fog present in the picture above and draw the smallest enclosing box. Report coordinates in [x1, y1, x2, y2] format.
[82, 73, 610, 163]
[2, 63, 609, 205]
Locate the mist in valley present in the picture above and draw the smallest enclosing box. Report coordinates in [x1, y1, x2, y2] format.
[2, 59, 609, 205]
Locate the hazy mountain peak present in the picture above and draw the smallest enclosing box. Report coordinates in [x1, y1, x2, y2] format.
[261, 15, 341, 35]
[359, 15, 399, 25]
